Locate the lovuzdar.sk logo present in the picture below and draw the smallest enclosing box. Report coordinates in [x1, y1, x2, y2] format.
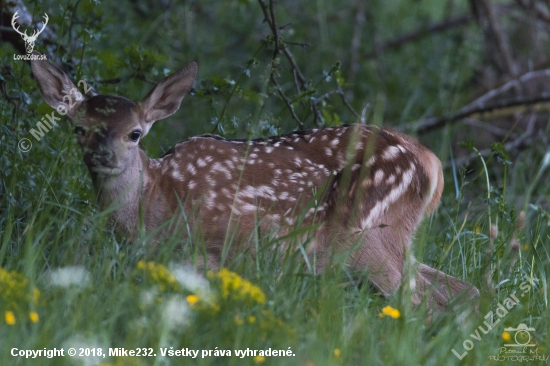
[11, 10, 49, 60]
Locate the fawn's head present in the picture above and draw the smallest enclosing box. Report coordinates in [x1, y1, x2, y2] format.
[30, 53, 197, 176]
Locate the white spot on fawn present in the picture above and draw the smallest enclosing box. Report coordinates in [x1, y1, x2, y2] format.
[374, 170, 384, 185]
[197, 158, 208, 167]
[211, 162, 231, 179]
[241, 203, 256, 212]
[361, 165, 416, 229]
[205, 191, 217, 209]
[365, 155, 376, 167]
[172, 170, 184, 181]
[382, 145, 401, 160]
[224, 160, 235, 170]
[186, 163, 197, 175]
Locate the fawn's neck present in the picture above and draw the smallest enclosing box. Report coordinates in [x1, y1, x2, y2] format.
[89, 150, 153, 235]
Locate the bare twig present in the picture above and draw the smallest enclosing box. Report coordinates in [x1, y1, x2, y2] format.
[259, 0, 317, 128]
[259, 0, 307, 127]
[366, 14, 474, 58]
[271, 74, 305, 129]
[408, 93, 550, 134]
[397, 68, 550, 134]
[268, 0, 280, 60]
[515, 0, 550, 23]
[471, 69, 550, 108]
[285, 41, 310, 47]
[316, 89, 340, 102]
[258, 0, 362, 129]
[482, 0, 518, 76]
[471, 0, 519, 77]
[315, 88, 361, 120]
[310, 100, 322, 128]
[281, 47, 307, 90]
[337, 90, 361, 119]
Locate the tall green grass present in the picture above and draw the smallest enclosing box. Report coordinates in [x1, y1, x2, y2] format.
[1, 107, 549, 365]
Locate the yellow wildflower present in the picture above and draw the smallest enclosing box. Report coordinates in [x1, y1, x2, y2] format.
[5, 311, 15, 325]
[247, 315, 256, 324]
[136, 261, 179, 293]
[209, 269, 266, 304]
[186, 294, 199, 306]
[502, 332, 511, 341]
[29, 311, 39, 323]
[254, 355, 265, 363]
[234, 315, 244, 325]
[334, 348, 341, 357]
[379, 305, 400, 319]
[0, 267, 40, 313]
[475, 227, 482, 233]
[33, 288, 40, 303]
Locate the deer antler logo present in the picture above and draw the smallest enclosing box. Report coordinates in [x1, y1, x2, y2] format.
[11, 11, 49, 54]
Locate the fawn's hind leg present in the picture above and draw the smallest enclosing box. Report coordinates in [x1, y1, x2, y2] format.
[313, 223, 413, 299]
[414, 262, 479, 311]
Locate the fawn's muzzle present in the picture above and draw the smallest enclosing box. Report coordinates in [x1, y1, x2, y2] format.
[87, 150, 114, 167]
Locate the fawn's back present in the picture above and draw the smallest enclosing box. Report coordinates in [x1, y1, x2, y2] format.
[152, 124, 442, 248]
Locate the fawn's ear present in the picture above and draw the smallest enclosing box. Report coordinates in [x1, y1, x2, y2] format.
[30, 51, 83, 118]
[139, 62, 197, 125]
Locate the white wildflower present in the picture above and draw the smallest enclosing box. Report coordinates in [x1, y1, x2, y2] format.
[140, 288, 158, 306]
[47, 266, 90, 288]
[162, 295, 191, 329]
[63, 334, 104, 366]
[169, 263, 210, 294]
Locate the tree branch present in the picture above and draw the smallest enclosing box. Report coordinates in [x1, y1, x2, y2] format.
[470, 69, 550, 108]
[515, 0, 550, 24]
[271, 73, 305, 130]
[409, 94, 550, 134]
[366, 14, 474, 58]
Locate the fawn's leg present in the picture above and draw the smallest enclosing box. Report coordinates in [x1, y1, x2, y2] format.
[415, 262, 480, 311]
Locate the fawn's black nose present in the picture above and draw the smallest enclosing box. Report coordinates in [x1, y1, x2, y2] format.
[90, 151, 113, 166]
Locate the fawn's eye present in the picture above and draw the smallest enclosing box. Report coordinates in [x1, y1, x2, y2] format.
[129, 130, 141, 142]
[74, 126, 85, 136]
